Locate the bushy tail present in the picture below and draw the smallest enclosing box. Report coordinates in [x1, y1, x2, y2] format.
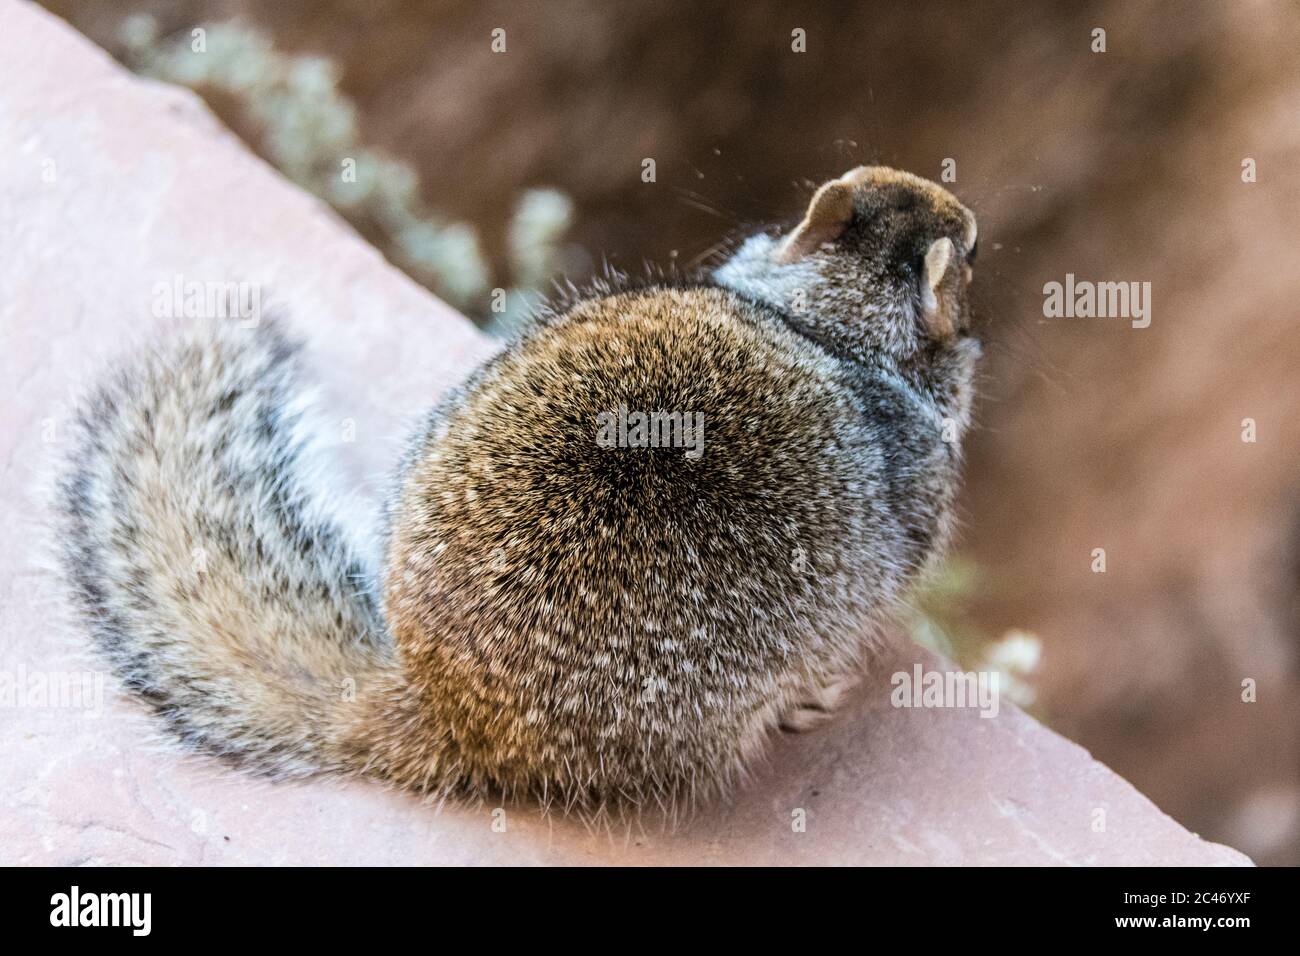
[57, 319, 397, 778]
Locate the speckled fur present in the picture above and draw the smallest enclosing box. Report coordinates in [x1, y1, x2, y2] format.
[57, 167, 980, 813]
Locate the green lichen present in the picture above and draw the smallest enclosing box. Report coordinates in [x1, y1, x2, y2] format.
[909, 558, 1042, 710]
[120, 15, 572, 325]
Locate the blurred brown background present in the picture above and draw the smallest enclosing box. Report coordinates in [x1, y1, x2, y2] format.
[40, 0, 1300, 864]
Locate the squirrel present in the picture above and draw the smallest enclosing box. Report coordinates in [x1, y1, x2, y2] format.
[57, 166, 979, 813]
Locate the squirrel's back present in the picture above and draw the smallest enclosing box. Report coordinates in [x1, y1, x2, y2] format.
[379, 284, 952, 804]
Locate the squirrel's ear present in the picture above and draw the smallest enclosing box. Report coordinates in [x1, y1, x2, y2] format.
[920, 237, 959, 340]
[777, 179, 857, 263]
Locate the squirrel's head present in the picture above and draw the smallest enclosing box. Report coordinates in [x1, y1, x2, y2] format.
[715, 165, 978, 365]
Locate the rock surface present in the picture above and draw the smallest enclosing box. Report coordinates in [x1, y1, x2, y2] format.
[0, 0, 1251, 865]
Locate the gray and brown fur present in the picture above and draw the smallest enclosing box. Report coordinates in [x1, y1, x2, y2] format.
[57, 167, 980, 813]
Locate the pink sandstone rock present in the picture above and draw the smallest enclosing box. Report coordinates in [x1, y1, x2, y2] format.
[0, 0, 1251, 865]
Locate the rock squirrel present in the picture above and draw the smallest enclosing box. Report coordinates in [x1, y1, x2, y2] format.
[57, 166, 980, 813]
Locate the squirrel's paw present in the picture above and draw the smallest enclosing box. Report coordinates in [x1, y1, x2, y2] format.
[778, 674, 858, 733]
